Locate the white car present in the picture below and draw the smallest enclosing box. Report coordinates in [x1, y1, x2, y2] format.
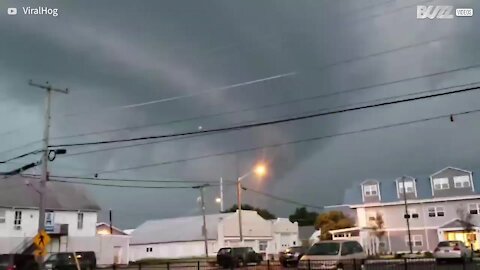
[433, 240, 473, 262]
[298, 240, 367, 270]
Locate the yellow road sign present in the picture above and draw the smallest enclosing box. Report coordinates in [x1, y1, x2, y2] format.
[33, 230, 51, 249]
[34, 249, 47, 257]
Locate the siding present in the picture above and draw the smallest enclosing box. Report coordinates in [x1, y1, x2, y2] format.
[389, 229, 426, 252]
[431, 168, 474, 197]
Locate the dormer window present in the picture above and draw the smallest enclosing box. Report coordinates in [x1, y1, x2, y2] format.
[364, 184, 378, 197]
[398, 181, 414, 193]
[433, 178, 449, 190]
[453, 176, 471, 188]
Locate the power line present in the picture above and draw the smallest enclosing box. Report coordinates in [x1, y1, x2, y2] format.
[23, 174, 223, 184]
[93, 106, 480, 175]
[48, 178, 209, 189]
[0, 141, 42, 158]
[241, 186, 324, 210]
[49, 84, 480, 148]
[58, 81, 480, 158]
[50, 35, 467, 141]
[0, 150, 43, 164]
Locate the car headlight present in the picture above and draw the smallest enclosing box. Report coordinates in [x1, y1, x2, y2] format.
[45, 263, 53, 269]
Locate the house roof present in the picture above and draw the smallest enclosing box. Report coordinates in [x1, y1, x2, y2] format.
[96, 222, 128, 235]
[439, 219, 476, 229]
[298, 226, 315, 240]
[130, 213, 231, 245]
[0, 175, 100, 211]
[340, 167, 479, 206]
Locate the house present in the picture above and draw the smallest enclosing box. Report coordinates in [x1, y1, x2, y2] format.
[0, 175, 128, 265]
[0, 175, 100, 254]
[328, 166, 480, 254]
[129, 210, 299, 261]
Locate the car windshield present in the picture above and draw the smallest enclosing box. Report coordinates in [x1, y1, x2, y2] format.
[218, 248, 231, 255]
[307, 243, 340, 255]
[438, 241, 462, 247]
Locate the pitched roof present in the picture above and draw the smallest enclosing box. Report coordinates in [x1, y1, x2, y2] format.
[130, 213, 231, 245]
[439, 219, 476, 229]
[0, 175, 100, 211]
[96, 222, 128, 235]
[341, 167, 480, 205]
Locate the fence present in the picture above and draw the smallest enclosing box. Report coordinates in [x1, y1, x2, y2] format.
[98, 258, 480, 270]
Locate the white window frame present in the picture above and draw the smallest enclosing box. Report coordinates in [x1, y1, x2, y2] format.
[405, 235, 423, 247]
[399, 181, 415, 193]
[469, 203, 480, 215]
[433, 178, 449, 190]
[14, 210, 22, 229]
[453, 176, 471, 188]
[45, 211, 54, 227]
[428, 206, 445, 217]
[77, 212, 84, 230]
[409, 208, 419, 219]
[0, 209, 5, 224]
[259, 240, 268, 252]
[364, 184, 378, 197]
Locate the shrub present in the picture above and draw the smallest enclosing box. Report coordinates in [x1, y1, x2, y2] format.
[424, 252, 434, 258]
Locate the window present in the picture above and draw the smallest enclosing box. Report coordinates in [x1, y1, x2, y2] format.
[146, 247, 153, 252]
[364, 184, 378, 196]
[399, 181, 415, 193]
[469, 203, 480, 215]
[368, 216, 376, 221]
[0, 209, 5, 223]
[77, 212, 84, 229]
[45, 211, 54, 226]
[433, 178, 449, 190]
[14, 211, 22, 229]
[409, 209, 419, 219]
[453, 176, 471, 188]
[259, 241, 268, 252]
[428, 206, 445, 217]
[405, 235, 423, 247]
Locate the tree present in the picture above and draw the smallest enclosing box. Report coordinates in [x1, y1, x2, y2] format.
[315, 211, 355, 240]
[289, 207, 319, 227]
[223, 204, 277, 220]
[457, 206, 474, 250]
[371, 212, 386, 254]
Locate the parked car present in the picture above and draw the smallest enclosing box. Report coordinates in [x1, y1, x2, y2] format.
[44, 251, 96, 270]
[298, 240, 366, 270]
[0, 254, 39, 270]
[216, 247, 262, 268]
[279, 246, 307, 267]
[434, 240, 472, 263]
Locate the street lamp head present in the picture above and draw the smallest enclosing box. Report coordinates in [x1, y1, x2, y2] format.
[254, 164, 267, 177]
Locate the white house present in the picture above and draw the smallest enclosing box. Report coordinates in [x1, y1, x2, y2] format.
[0, 175, 128, 265]
[129, 210, 299, 261]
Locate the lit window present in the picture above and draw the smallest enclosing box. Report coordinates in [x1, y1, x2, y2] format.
[433, 178, 449, 190]
[453, 176, 471, 188]
[364, 184, 378, 197]
[398, 181, 415, 193]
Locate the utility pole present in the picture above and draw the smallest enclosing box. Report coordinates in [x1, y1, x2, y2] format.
[194, 185, 209, 259]
[235, 154, 243, 244]
[219, 177, 224, 212]
[29, 80, 68, 267]
[402, 177, 413, 254]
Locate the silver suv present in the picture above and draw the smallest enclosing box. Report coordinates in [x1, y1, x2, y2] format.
[298, 240, 366, 270]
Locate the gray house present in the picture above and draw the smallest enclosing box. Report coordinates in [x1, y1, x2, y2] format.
[329, 166, 480, 254]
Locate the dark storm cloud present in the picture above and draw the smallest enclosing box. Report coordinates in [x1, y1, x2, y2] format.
[1, 0, 480, 228]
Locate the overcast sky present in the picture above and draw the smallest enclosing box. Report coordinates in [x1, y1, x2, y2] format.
[1, 0, 480, 229]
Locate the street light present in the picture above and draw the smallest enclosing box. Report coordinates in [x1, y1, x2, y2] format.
[237, 163, 267, 244]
